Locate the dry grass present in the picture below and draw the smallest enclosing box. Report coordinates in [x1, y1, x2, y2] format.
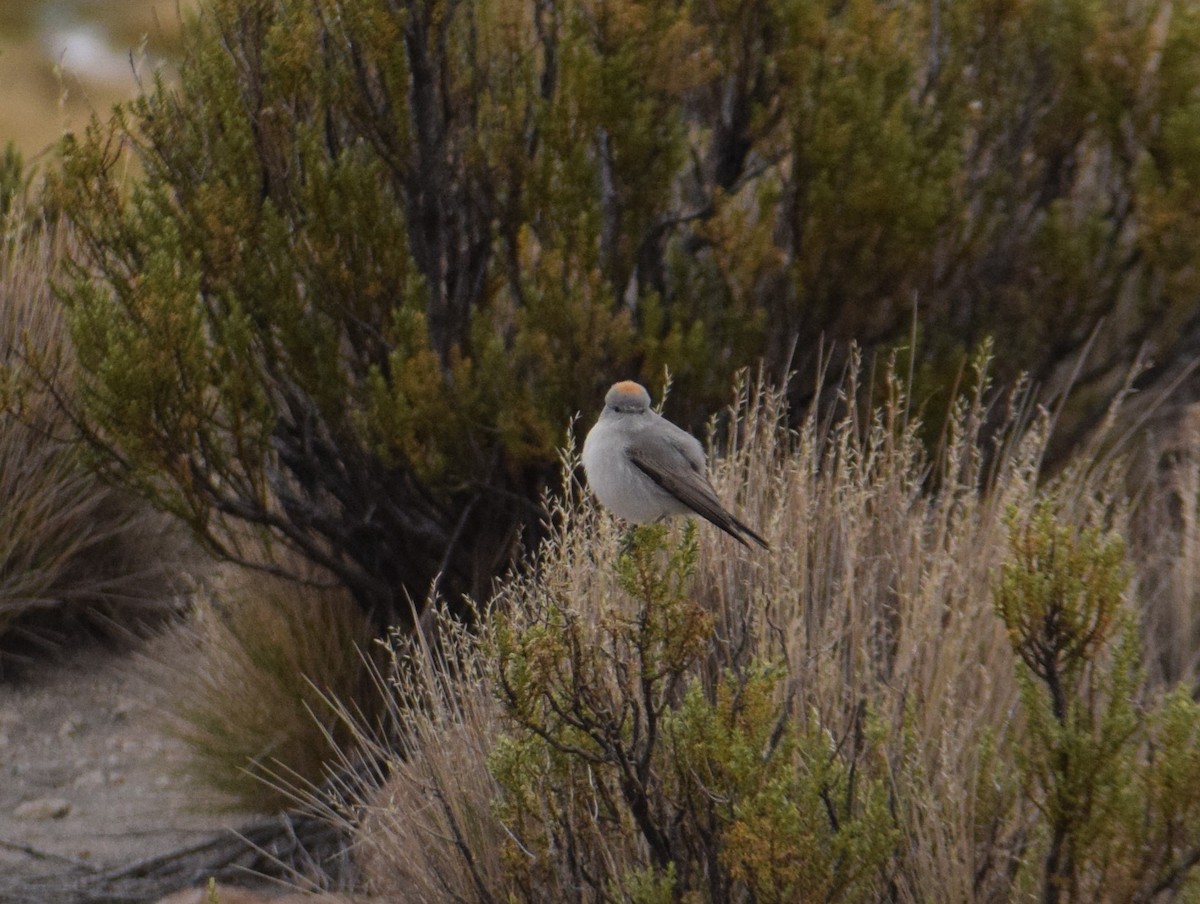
[346, 619, 509, 901]
[320, 362, 1200, 902]
[0, 210, 194, 659]
[151, 565, 381, 812]
[1128, 402, 1200, 691]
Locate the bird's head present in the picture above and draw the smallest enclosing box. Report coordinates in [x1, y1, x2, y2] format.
[604, 380, 652, 414]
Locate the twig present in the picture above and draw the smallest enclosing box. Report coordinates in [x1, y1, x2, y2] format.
[0, 837, 99, 871]
[0, 811, 349, 904]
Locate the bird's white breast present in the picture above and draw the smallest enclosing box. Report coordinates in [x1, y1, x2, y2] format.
[583, 417, 685, 522]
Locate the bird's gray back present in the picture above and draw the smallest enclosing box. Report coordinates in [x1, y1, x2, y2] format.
[636, 410, 707, 472]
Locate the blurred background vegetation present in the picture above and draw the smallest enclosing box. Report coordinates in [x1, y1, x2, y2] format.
[0, 1, 196, 160]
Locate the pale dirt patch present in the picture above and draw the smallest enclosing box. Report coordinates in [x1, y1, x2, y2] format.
[0, 635, 252, 883]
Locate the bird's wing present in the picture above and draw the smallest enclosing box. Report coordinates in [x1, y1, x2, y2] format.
[653, 414, 708, 472]
[627, 434, 767, 548]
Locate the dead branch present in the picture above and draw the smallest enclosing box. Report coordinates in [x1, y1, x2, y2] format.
[0, 810, 351, 904]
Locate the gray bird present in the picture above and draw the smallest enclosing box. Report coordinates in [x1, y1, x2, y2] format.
[582, 381, 768, 548]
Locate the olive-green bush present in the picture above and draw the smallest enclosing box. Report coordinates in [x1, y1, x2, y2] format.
[51, 0, 1200, 624]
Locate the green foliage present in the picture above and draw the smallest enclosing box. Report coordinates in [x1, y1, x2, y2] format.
[996, 496, 1200, 902]
[996, 499, 1131, 723]
[51, 0, 688, 625]
[669, 668, 895, 903]
[490, 522, 712, 891]
[0, 141, 29, 220]
[490, 523, 893, 901]
[620, 863, 678, 904]
[1126, 687, 1200, 901]
[45, 0, 1200, 627]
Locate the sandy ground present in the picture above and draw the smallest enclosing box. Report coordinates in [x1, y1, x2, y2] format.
[0, 638, 247, 883]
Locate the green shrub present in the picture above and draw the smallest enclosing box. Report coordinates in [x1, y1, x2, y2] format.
[48, 0, 1200, 627]
[0, 142, 30, 219]
[996, 497, 1200, 902]
[489, 524, 894, 900]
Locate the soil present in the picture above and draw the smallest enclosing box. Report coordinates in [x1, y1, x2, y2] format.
[0, 636, 256, 892]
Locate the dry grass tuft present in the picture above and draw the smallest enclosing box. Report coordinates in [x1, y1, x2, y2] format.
[326, 361, 1200, 902]
[347, 617, 509, 901]
[0, 208, 194, 660]
[153, 565, 381, 812]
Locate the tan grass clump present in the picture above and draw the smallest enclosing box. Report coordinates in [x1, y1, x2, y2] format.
[155, 566, 381, 812]
[331, 363, 1200, 902]
[347, 618, 509, 901]
[0, 208, 193, 655]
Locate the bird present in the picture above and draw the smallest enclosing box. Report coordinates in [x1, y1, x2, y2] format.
[581, 380, 769, 548]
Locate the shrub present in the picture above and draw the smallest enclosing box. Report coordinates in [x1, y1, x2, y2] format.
[996, 497, 1200, 902]
[49, 0, 1200, 628]
[488, 522, 895, 900]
